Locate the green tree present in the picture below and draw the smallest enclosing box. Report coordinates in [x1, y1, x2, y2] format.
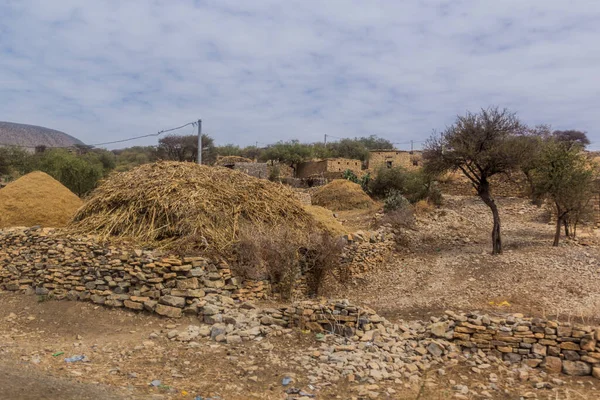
[259, 140, 314, 173]
[35, 149, 104, 196]
[0, 147, 35, 179]
[531, 139, 596, 246]
[423, 107, 527, 255]
[215, 144, 242, 157]
[113, 146, 158, 172]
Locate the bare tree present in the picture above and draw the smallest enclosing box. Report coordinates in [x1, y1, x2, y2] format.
[423, 107, 526, 254]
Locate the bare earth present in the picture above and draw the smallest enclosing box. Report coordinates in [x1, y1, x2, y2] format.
[1, 195, 600, 399]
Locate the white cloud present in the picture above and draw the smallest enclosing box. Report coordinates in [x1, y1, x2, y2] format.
[1, 0, 600, 149]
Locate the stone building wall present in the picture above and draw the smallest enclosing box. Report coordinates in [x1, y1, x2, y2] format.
[231, 162, 268, 179]
[368, 150, 422, 171]
[296, 158, 362, 179]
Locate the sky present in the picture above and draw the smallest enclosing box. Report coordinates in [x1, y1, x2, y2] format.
[1, 1, 600, 150]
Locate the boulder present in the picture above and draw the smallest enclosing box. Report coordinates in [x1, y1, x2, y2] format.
[562, 361, 592, 376]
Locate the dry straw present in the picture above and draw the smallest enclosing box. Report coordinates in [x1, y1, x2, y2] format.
[70, 161, 316, 255]
[312, 179, 375, 211]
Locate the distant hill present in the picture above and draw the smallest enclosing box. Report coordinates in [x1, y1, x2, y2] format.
[0, 121, 84, 150]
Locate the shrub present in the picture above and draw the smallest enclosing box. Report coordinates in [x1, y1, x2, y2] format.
[343, 169, 370, 192]
[369, 166, 441, 205]
[301, 232, 344, 296]
[383, 190, 410, 212]
[234, 227, 344, 299]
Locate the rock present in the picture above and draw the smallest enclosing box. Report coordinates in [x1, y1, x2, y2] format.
[124, 300, 144, 311]
[159, 295, 186, 308]
[155, 304, 182, 318]
[226, 335, 242, 344]
[543, 356, 562, 373]
[431, 321, 450, 338]
[202, 305, 220, 316]
[210, 324, 227, 341]
[593, 367, 600, 379]
[562, 361, 592, 376]
[427, 342, 444, 357]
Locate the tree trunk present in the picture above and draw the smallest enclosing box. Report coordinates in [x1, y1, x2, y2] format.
[563, 219, 570, 237]
[478, 180, 502, 255]
[553, 215, 562, 247]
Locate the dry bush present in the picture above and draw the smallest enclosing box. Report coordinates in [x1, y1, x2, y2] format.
[301, 232, 344, 296]
[414, 199, 433, 215]
[234, 226, 344, 299]
[234, 226, 300, 299]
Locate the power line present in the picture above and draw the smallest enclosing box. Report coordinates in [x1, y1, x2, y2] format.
[0, 120, 198, 150]
[89, 121, 197, 147]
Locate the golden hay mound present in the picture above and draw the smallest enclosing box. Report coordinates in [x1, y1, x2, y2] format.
[70, 161, 316, 255]
[215, 155, 253, 165]
[303, 205, 347, 236]
[0, 171, 82, 228]
[312, 179, 375, 211]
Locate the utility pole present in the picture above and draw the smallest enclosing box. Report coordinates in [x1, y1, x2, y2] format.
[410, 140, 414, 152]
[324, 134, 327, 145]
[197, 119, 202, 165]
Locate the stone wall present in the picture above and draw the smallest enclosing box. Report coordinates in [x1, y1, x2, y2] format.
[437, 311, 600, 377]
[231, 162, 268, 179]
[439, 172, 530, 198]
[296, 158, 362, 179]
[0, 228, 269, 319]
[368, 150, 422, 172]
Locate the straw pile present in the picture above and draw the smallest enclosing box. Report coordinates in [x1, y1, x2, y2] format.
[215, 155, 253, 165]
[303, 205, 346, 236]
[70, 161, 316, 255]
[0, 171, 82, 228]
[312, 179, 375, 211]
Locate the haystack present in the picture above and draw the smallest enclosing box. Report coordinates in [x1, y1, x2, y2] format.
[70, 161, 316, 255]
[303, 205, 346, 236]
[215, 155, 253, 165]
[0, 171, 82, 228]
[312, 179, 375, 211]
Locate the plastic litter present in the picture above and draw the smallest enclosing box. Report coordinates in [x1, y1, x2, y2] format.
[282, 377, 293, 386]
[64, 355, 85, 363]
[52, 352, 64, 357]
[150, 380, 161, 387]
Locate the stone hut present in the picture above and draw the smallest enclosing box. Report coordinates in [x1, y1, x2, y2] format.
[368, 150, 422, 171]
[296, 158, 362, 179]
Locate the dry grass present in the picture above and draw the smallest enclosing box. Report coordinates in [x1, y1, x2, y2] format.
[0, 171, 82, 228]
[303, 205, 347, 236]
[312, 179, 375, 211]
[215, 155, 253, 165]
[70, 161, 316, 256]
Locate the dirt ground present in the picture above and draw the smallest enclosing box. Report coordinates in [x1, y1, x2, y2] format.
[330, 196, 600, 324]
[2, 195, 600, 399]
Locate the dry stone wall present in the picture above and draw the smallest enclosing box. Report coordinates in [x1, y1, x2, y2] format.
[0, 228, 269, 319]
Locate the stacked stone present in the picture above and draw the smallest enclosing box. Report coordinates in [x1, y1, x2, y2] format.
[341, 227, 395, 276]
[0, 228, 270, 318]
[283, 299, 387, 338]
[444, 311, 600, 378]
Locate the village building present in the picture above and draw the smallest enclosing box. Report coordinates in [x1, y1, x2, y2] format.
[295, 158, 362, 179]
[215, 156, 268, 179]
[368, 150, 422, 171]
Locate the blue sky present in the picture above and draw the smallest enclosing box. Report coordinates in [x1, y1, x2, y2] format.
[1, 0, 600, 150]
